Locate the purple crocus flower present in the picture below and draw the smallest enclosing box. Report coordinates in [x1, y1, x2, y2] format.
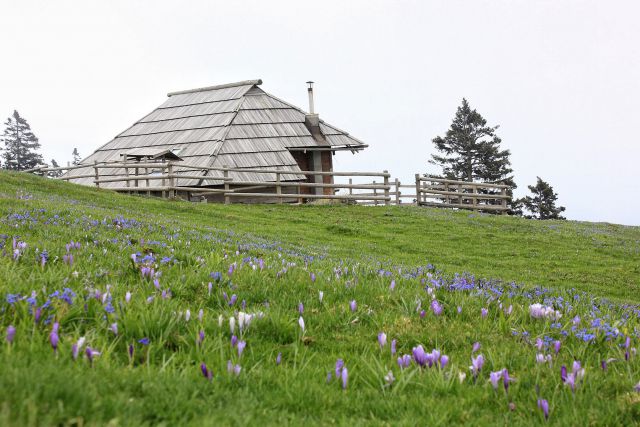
[276, 352, 282, 365]
[71, 337, 85, 360]
[310, 272, 316, 283]
[50, 322, 60, 353]
[389, 280, 395, 291]
[233, 364, 241, 376]
[412, 345, 428, 367]
[349, 300, 357, 312]
[207, 282, 213, 296]
[471, 354, 485, 376]
[201, 363, 212, 381]
[341, 367, 348, 390]
[489, 371, 502, 390]
[335, 359, 345, 378]
[198, 330, 205, 345]
[110, 323, 118, 335]
[537, 399, 549, 420]
[397, 354, 412, 369]
[431, 300, 443, 316]
[536, 338, 544, 350]
[229, 294, 238, 306]
[125, 291, 132, 303]
[481, 308, 488, 318]
[231, 335, 238, 347]
[472, 342, 481, 353]
[560, 365, 567, 382]
[553, 340, 561, 355]
[572, 360, 581, 374]
[85, 347, 100, 365]
[419, 310, 426, 318]
[138, 337, 150, 346]
[391, 339, 397, 355]
[128, 344, 134, 360]
[6, 325, 16, 344]
[237, 340, 246, 357]
[298, 302, 304, 315]
[457, 306, 462, 314]
[625, 336, 631, 349]
[34, 307, 42, 324]
[634, 382, 640, 392]
[502, 369, 512, 392]
[440, 355, 449, 369]
[378, 332, 387, 348]
[601, 360, 607, 371]
[567, 373, 578, 392]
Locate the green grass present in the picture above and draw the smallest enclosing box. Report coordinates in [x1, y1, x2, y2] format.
[0, 170, 639, 426]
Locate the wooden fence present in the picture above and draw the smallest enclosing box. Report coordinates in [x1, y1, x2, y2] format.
[30, 161, 393, 205]
[27, 162, 511, 212]
[415, 175, 510, 214]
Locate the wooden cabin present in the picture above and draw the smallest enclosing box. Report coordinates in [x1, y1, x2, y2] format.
[64, 79, 367, 201]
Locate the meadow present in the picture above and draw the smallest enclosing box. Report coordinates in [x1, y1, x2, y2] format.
[1, 170, 639, 426]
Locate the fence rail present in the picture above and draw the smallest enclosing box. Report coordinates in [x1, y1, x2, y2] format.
[27, 162, 511, 212]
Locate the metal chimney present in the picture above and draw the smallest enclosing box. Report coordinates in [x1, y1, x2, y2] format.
[306, 81, 315, 114]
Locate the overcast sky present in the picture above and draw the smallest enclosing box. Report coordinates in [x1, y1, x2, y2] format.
[1, 0, 638, 225]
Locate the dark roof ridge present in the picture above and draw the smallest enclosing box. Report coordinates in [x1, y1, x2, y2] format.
[167, 79, 262, 97]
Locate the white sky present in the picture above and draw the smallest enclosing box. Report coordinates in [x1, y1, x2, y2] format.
[1, 0, 638, 225]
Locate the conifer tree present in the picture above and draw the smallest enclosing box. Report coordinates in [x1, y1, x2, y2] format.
[429, 98, 516, 211]
[519, 177, 566, 220]
[72, 148, 81, 165]
[430, 99, 514, 184]
[1, 110, 44, 170]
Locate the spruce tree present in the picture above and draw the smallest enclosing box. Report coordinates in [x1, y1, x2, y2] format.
[72, 148, 81, 165]
[429, 98, 516, 211]
[1, 110, 44, 170]
[519, 177, 566, 220]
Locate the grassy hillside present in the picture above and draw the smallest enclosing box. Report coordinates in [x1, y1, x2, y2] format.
[1, 170, 639, 426]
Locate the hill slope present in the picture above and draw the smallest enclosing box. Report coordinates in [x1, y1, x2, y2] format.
[1, 171, 639, 426]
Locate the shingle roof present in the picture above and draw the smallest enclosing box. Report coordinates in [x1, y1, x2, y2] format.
[65, 80, 367, 188]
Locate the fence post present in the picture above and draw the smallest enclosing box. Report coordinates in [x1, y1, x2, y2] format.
[415, 174, 421, 205]
[145, 167, 150, 196]
[223, 165, 230, 205]
[124, 158, 130, 191]
[394, 178, 400, 205]
[444, 182, 450, 205]
[383, 170, 390, 206]
[458, 183, 462, 205]
[94, 160, 99, 188]
[501, 187, 508, 215]
[348, 178, 353, 199]
[167, 161, 175, 198]
[472, 184, 477, 210]
[373, 180, 378, 206]
[161, 163, 167, 198]
[276, 167, 282, 204]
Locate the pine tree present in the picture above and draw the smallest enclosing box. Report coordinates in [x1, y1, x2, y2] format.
[518, 177, 566, 220]
[1, 110, 44, 170]
[429, 98, 516, 211]
[47, 159, 63, 178]
[72, 148, 81, 165]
